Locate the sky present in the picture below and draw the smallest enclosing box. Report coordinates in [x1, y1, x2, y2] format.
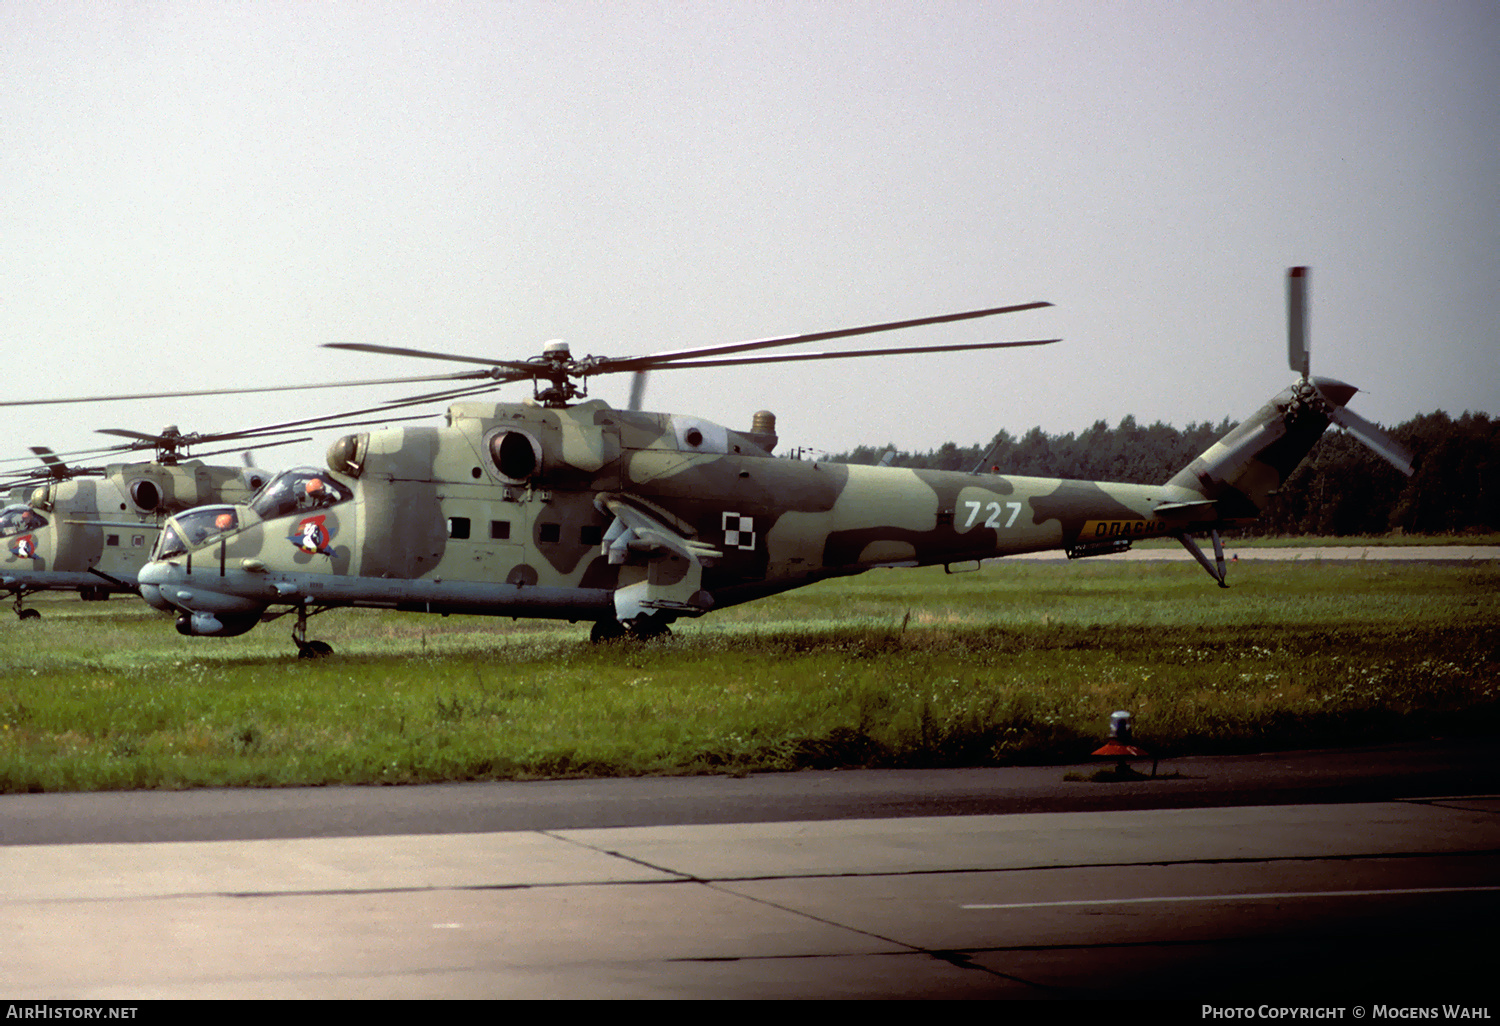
[1, 0, 1496, 479]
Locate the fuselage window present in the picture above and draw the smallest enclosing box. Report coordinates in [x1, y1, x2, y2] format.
[448, 517, 471, 540]
[490, 520, 511, 540]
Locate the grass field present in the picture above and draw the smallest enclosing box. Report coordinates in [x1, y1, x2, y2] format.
[2, 556, 1496, 792]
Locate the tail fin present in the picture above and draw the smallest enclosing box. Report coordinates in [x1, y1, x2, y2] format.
[1163, 378, 1353, 523]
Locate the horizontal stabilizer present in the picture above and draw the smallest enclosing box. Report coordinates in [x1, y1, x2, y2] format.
[1153, 499, 1217, 518]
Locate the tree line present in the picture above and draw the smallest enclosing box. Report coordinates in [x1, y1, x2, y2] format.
[831, 410, 1498, 536]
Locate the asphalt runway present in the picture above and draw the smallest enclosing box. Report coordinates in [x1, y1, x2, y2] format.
[3, 740, 1498, 1001]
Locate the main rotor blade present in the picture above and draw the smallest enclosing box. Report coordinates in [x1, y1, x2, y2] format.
[29, 446, 66, 467]
[380, 372, 533, 407]
[184, 437, 315, 462]
[593, 301, 1054, 373]
[596, 336, 1062, 373]
[324, 343, 542, 375]
[0, 370, 496, 410]
[97, 429, 176, 445]
[0, 463, 103, 482]
[5, 446, 79, 481]
[199, 391, 460, 443]
[98, 426, 248, 451]
[2, 441, 143, 465]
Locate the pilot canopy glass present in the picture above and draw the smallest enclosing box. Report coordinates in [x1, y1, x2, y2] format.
[0, 504, 46, 538]
[249, 468, 352, 521]
[155, 505, 240, 560]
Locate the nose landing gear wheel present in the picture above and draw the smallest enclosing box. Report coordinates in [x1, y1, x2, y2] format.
[291, 605, 333, 658]
[295, 638, 334, 659]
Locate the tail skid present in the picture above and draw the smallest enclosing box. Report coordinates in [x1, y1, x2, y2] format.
[1175, 529, 1228, 587]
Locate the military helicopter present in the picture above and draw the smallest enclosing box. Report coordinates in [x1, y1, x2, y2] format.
[0, 429, 313, 619]
[0, 376, 522, 621]
[133, 268, 1412, 656]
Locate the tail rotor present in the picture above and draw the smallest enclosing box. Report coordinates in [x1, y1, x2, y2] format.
[1286, 267, 1413, 476]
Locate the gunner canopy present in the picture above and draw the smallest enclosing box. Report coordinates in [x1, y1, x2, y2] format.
[249, 467, 352, 521]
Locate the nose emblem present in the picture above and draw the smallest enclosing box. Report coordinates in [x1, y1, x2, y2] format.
[290, 515, 334, 555]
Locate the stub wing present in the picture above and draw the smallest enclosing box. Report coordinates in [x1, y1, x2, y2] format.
[595, 493, 720, 624]
[595, 493, 722, 568]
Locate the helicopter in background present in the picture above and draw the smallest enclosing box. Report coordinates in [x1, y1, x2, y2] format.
[129, 268, 1412, 656]
[0, 429, 308, 618]
[0, 375, 516, 621]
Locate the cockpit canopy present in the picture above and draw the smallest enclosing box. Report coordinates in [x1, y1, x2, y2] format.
[0, 504, 46, 538]
[249, 467, 352, 521]
[155, 506, 240, 560]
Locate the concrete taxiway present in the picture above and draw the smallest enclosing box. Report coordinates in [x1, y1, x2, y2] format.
[3, 742, 1498, 1000]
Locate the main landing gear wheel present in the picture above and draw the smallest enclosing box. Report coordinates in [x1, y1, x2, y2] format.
[630, 620, 672, 641]
[590, 619, 628, 644]
[588, 617, 674, 643]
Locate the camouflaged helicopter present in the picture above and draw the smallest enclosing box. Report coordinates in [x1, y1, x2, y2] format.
[133, 268, 1412, 656]
[0, 372, 533, 621]
[0, 429, 308, 618]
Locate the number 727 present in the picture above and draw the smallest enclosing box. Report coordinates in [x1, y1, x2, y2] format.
[962, 500, 1023, 530]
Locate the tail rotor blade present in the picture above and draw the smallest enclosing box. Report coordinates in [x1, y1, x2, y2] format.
[1288, 266, 1310, 380]
[1285, 266, 1412, 476]
[1327, 404, 1414, 476]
